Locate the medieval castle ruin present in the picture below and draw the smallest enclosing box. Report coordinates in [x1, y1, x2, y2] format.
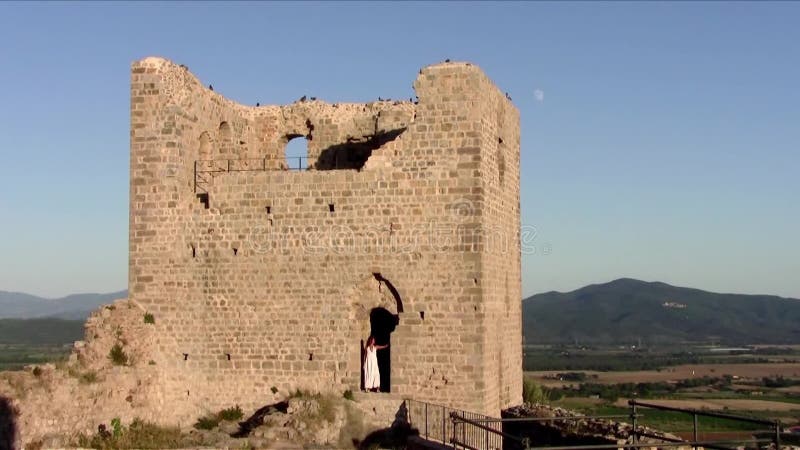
[129, 56, 522, 419]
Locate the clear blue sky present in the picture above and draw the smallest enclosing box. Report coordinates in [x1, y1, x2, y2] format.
[0, 2, 798, 299]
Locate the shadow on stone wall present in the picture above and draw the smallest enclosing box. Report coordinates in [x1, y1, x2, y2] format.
[315, 128, 406, 170]
[231, 400, 289, 438]
[0, 396, 18, 450]
[356, 402, 418, 450]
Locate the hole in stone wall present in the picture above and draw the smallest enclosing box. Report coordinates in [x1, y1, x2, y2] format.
[197, 193, 209, 209]
[187, 390, 190, 396]
[183, 353, 189, 360]
[498, 151, 506, 185]
[328, 203, 335, 213]
[498, 137, 506, 185]
[191, 245, 196, 258]
[473, 278, 478, 285]
[284, 135, 309, 170]
[266, 205, 272, 214]
[226, 353, 231, 361]
[233, 248, 238, 256]
[419, 311, 425, 320]
[315, 128, 406, 171]
[308, 353, 313, 361]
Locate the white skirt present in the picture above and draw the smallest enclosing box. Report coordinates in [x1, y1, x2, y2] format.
[364, 347, 380, 389]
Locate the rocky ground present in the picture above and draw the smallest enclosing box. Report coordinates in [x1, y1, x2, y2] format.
[504, 403, 685, 447]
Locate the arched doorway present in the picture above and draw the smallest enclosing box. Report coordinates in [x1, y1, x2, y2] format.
[369, 306, 398, 392]
[354, 273, 403, 393]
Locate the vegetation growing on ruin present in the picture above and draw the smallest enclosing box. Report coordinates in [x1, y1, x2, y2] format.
[523, 378, 554, 404]
[194, 405, 245, 430]
[73, 418, 199, 449]
[219, 405, 244, 421]
[108, 343, 128, 366]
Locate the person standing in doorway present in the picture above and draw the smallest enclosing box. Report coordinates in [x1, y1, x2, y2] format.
[363, 336, 388, 392]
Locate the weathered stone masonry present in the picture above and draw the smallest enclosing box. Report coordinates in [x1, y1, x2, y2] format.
[129, 57, 522, 420]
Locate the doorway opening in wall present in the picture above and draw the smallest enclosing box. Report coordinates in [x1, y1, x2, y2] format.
[365, 306, 398, 393]
[284, 135, 309, 170]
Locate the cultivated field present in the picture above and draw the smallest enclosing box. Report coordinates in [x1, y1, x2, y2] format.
[611, 398, 800, 411]
[528, 362, 800, 387]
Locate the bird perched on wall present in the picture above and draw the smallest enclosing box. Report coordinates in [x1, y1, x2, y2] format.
[256, 102, 260, 107]
[310, 96, 317, 101]
[505, 92, 512, 101]
[445, 58, 451, 63]
[209, 84, 214, 91]
[378, 97, 383, 101]
[299, 95, 307, 102]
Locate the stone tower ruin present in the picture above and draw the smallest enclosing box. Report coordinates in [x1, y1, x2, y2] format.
[129, 57, 521, 418]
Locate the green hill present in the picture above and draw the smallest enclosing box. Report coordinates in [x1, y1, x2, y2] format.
[0, 318, 85, 346]
[523, 278, 800, 345]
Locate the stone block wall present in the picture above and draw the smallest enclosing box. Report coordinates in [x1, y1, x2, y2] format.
[129, 57, 521, 421]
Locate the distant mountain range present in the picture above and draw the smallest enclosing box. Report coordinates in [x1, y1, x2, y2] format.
[0, 290, 127, 319]
[523, 278, 800, 345]
[3, 279, 800, 345]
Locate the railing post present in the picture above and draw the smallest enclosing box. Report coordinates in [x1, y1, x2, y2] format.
[630, 401, 638, 443]
[485, 420, 489, 450]
[692, 413, 698, 449]
[775, 419, 781, 449]
[425, 402, 428, 440]
[452, 416, 457, 449]
[442, 405, 446, 445]
[193, 161, 197, 193]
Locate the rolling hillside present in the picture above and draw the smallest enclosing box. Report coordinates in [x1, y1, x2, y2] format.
[523, 278, 800, 345]
[0, 290, 127, 319]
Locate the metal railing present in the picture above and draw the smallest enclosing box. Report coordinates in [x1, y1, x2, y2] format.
[628, 399, 781, 450]
[406, 399, 505, 450]
[193, 157, 310, 193]
[407, 398, 783, 450]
